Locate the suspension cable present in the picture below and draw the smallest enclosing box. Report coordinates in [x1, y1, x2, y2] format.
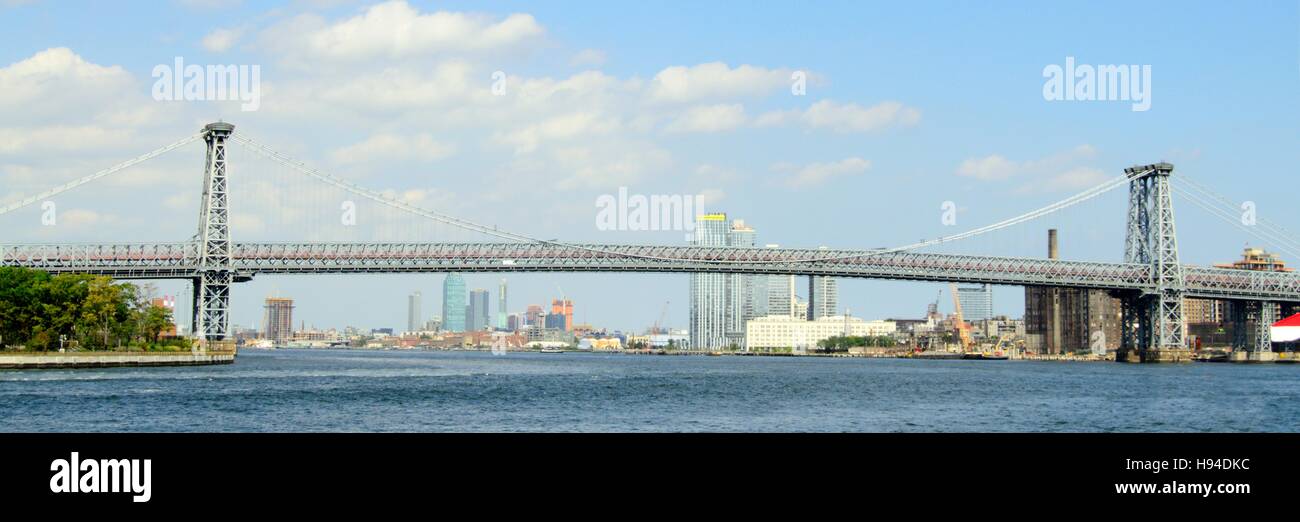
[1172, 175, 1300, 254]
[0, 133, 203, 217]
[231, 131, 1142, 264]
[1170, 182, 1300, 262]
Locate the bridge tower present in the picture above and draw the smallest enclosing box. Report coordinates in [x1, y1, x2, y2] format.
[193, 122, 235, 342]
[1118, 162, 1189, 362]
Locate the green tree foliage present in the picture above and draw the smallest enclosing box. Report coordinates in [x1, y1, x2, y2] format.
[0, 267, 177, 351]
[816, 335, 898, 352]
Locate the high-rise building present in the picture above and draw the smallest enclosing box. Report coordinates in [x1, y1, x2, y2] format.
[468, 289, 490, 331]
[525, 304, 544, 327]
[727, 220, 758, 346]
[763, 246, 796, 319]
[544, 313, 567, 330]
[690, 213, 732, 349]
[808, 272, 839, 321]
[497, 279, 508, 330]
[957, 284, 993, 322]
[441, 274, 467, 332]
[407, 291, 422, 332]
[263, 297, 294, 344]
[550, 299, 573, 331]
[689, 214, 766, 348]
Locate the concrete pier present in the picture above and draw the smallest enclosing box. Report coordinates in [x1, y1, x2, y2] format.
[1228, 351, 1278, 363]
[0, 351, 235, 369]
[1140, 349, 1193, 363]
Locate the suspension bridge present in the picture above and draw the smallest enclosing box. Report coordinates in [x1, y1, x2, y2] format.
[2, 122, 1299, 362]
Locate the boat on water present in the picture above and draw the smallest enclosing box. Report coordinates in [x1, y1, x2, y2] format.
[539, 348, 565, 354]
[962, 352, 1009, 360]
[913, 351, 964, 360]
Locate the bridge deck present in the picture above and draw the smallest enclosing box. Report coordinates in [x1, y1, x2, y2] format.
[3, 241, 1299, 302]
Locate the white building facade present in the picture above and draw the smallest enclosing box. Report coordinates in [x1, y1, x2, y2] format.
[745, 315, 897, 351]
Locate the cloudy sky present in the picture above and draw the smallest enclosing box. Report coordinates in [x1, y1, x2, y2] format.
[1, 1, 1298, 333]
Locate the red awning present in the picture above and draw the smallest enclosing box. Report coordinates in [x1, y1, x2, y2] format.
[1273, 313, 1300, 327]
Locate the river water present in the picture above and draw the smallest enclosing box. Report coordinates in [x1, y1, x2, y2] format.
[1, 349, 1297, 432]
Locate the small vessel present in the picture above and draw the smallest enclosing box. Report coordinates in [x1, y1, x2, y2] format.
[914, 351, 963, 360]
[539, 348, 564, 354]
[962, 352, 1009, 360]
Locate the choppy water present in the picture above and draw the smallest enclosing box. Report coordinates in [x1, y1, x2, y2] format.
[1, 349, 1297, 432]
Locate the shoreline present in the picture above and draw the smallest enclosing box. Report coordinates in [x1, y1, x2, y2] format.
[0, 350, 236, 370]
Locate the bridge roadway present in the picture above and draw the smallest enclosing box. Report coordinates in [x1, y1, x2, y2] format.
[4, 241, 1300, 303]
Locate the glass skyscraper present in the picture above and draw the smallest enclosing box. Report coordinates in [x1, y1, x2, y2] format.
[808, 274, 839, 320]
[468, 289, 490, 331]
[690, 214, 731, 349]
[441, 274, 466, 332]
[689, 214, 760, 349]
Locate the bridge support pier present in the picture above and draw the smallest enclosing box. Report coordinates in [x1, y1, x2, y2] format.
[1228, 301, 1277, 362]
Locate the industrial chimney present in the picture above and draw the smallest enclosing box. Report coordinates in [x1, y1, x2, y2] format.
[1048, 229, 1059, 260]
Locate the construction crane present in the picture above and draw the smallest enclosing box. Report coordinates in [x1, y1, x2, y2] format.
[948, 283, 974, 353]
[652, 301, 670, 335]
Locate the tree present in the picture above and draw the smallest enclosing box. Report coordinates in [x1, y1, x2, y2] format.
[141, 304, 173, 344]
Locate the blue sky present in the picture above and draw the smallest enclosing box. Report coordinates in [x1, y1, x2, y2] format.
[1, 0, 1298, 333]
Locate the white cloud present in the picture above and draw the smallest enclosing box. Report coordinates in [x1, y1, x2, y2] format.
[201, 27, 243, 52]
[494, 111, 622, 154]
[1040, 167, 1109, 192]
[0, 126, 136, 155]
[0, 47, 137, 125]
[331, 133, 456, 164]
[665, 104, 747, 133]
[957, 154, 1018, 181]
[569, 48, 606, 67]
[757, 100, 921, 133]
[647, 62, 791, 103]
[264, 1, 544, 63]
[956, 145, 1105, 193]
[775, 157, 871, 188]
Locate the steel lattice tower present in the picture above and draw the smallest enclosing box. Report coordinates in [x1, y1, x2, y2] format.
[194, 122, 234, 341]
[1119, 163, 1188, 361]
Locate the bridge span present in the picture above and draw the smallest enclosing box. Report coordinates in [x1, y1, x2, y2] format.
[3, 121, 1300, 362]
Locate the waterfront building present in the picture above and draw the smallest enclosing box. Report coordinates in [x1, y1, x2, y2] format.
[1024, 230, 1121, 354]
[263, 297, 294, 344]
[745, 315, 897, 352]
[441, 274, 467, 332]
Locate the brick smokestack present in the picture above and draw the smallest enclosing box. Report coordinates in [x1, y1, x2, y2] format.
[1048, 229, 1059, 260]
